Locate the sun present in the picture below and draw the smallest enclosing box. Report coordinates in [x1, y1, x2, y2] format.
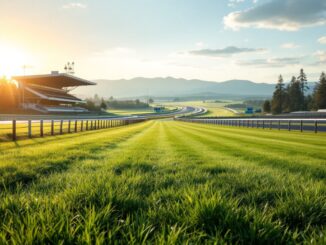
[0, 42, 29, 78]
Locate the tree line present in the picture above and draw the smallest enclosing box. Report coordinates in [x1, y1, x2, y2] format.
[85, 95, 153, 112]
[0, 77, 19, 112]
[263, 69, 326, 114]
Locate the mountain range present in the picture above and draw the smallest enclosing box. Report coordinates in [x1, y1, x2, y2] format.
[74, 77, 315, 100]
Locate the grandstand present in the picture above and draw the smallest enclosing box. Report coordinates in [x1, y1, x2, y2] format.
[13, 72, 96, 113]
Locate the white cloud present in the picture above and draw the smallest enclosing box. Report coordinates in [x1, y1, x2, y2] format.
[62, 2, 87, 9]
[318, 36, 326, 44]
[281, 43, 300, 49]
[237, 56, 304, 67]
[224, 0, 326, 31]
[315, 50, 326, 63]
[189, 46, 265, 57]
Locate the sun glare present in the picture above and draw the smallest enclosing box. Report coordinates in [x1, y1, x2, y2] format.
[0, 42, 30, 78]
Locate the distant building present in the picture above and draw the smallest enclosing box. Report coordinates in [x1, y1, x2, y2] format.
[13, 72, 96, 113]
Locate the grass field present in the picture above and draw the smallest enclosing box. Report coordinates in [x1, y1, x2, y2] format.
[164, 101, 237, 117]
[0, 120, 325, 243]
[108, 106, 178, 116]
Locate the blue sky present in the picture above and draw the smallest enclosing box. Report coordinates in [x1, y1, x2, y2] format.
[0, 0, 325, 83]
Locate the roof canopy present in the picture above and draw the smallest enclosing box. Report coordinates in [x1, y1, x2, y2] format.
[13, 73, 96, 88]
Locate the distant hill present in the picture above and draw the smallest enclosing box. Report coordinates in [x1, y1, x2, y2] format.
[74, 77, 315, 99]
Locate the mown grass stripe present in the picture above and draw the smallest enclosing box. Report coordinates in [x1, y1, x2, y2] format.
[173, 122, 326, 179]
[0, 120, 325, 244]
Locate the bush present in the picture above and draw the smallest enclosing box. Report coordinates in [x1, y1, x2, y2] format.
[107, 100, 149, 109]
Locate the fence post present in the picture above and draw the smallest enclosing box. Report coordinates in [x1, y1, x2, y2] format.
[288, 121, 291, 131]
[262, 120, 265, 129]
[51, 120, 54, 135]
[40, 120, 44, 137]
[278, 120, 281, 130]
[75, 120, 78, 133]
[270, 121, 272, 130]
[28, 120, 32, 138]
[12, 120, 16, 141]
[81, 120, 84, 131]
[68, 120, 71, 133]
[300, 120, 303, 132]
[60, 120, 63, 134]
[315, 121, 318, 133]
[86, 120, 89, 130]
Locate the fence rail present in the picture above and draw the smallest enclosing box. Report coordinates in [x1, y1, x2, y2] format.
[0, 118, 147, 142]
[175, 117, 326, 133]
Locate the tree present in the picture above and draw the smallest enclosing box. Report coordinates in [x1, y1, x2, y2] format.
[305, 94, 315, 111]
[263, 100, 271, 113]
[297, 68, 308, 110]
[271, 75, 286, 114]
[0, 77, 19, 112]
[148, 98, 154, 104]
[297, 68, 308, 94]
[85, 99, 100, 112]
[100, 98, 107, 110]
[287, 76, 301, 112]
[314, 72, 326, 109]
[93, 94, 101, 105]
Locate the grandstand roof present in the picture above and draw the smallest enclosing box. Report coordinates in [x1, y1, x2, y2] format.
[13, 73, 96, 88]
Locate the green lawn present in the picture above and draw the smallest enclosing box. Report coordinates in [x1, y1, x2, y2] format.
[108, 106, 178, 116]
[0, 120, 325, 244]
[164, 100, 237, 117]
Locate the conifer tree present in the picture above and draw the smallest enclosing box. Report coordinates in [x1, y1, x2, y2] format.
[297, 68, 308, 110]
[263, 100, 271, 113]
[287, 76, 301, 112]
[314, 72, 326, 109]
[271, 75, 286, 114]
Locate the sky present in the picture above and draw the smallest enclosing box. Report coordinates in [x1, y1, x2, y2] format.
[0, 0, 325, 83]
